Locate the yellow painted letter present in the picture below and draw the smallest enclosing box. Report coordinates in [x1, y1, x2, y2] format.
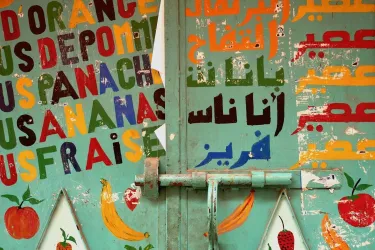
[19, 150, 37, 182]
[122, 129, 142, 163]
[113, 22, 135, 55]
[16, 78, 35, 109]
[64, 103, 88, 138]
[138, 0, 158, 15]
[69, 0, 96, 28]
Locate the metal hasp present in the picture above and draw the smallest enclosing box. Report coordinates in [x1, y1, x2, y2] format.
[135, 160, 294, 198]
[136, 159, 290, 250]
[136, 158, 344, 250]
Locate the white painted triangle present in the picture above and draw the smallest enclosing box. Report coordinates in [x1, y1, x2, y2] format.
[37, 189, 90, 250]
[151, 0, 165, 87]
[258, 189, 310, 250]
[155, 123, 166, 150]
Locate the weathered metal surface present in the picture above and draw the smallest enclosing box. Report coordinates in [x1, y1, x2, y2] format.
[207, 180, 219, 250]
[136, 171, 293, 189]
[164, 0, 375, 249]
[143, 158, 160, 199]
[136, 168, 343, 190]
[0, 0, 373, 249]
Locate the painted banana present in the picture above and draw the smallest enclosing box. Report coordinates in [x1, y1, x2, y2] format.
[204, 190, 255, 237]
[100, 179, 149, 241]
[217, 190, 255, 234]
[321, 214, 350, 250]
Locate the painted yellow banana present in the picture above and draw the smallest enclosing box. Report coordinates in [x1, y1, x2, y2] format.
[100, 179, 149, 241]
[321, 214, 350, 250]
[204, 190, 255, 237]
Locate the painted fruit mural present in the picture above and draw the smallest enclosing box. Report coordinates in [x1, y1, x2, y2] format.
[338, 173, 375, 227]
[124, 184, 142, 211]
[100, 179, 149, 241]
[203, 190, 255, 237]
[321, 214, 350, 250]
[56, 228, 77, 250]
[277, 216, 294, 250]
[1, 186, 43, 239]
[124, 244, 154, 250]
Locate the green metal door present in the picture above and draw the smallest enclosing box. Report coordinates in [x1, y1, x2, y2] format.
[0, 0, 166, 249]
[0, 0, 375, 249]
[162, 0, 375, 249]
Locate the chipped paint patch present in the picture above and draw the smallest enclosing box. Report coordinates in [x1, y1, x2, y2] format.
[169, 133, 175, 140]
[300, 193, 322, 216]
[301, 171, 340, 188]
[345, 126, 365, 135]
[102, 191, 120, 203]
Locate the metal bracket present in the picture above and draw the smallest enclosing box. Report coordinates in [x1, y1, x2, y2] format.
[143, 157, 159, 199]
[136, 158, 344, 250]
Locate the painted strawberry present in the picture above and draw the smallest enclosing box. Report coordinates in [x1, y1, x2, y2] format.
[56, 228, 76, 250]
[277, 216, 294, 250]
[124, 184, 142, 211]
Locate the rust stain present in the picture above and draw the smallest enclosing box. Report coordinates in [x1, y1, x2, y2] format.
[170, 182, 184, 186]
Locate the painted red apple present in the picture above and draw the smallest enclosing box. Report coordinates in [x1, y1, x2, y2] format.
[338, 173, 375, 227]
[124, 184, 141, 211]
[1, 186, 44, 239]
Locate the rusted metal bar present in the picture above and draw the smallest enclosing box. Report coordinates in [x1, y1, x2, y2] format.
[207, 180, 219, 250]
[135, 172, 292, 188]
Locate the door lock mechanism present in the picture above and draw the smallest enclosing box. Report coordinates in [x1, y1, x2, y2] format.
[135, 158, 294, 199]
[135, 158, 344, 250]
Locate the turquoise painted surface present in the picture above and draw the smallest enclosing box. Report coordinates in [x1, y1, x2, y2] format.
[165, 0, 375, 249]
[0, 0, 374, 249]
[0, 0, 165, 249]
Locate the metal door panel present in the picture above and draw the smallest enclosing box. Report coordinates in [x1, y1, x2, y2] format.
[164, 0, 375, 249]
[0, 0, 166, 249]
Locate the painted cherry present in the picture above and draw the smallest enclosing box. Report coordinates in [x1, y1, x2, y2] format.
[338, 173, 375, 227]
[277, 216, 294, 250]
[1, 186, 44, 239]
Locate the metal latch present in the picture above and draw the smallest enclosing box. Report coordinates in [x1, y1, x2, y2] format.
[135, 158, 343, 250]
